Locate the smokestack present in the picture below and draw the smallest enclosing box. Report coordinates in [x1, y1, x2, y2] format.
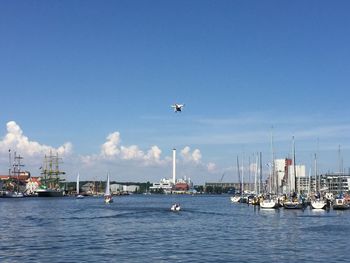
[173, 148, 176, 184]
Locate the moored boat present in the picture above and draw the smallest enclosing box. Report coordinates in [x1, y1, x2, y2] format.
[260, 197, 279, 209]
[36, 188, 64, 197]
[37, 152, 65, 197]
[1, 191, 24, 198]
[1, 151, 25, 198]
[311, 199, 327, 210]
[333, 196, 350, 210]
[284, 201, 304, 209]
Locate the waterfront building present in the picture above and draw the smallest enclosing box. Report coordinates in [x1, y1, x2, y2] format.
[122, 185, 139, 193]
[110, 183, 123, 194]
[322, 173, 350, 194]
[149, 178, 174, 193]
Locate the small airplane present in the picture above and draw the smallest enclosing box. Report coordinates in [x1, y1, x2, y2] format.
[171, 103, 185, 112]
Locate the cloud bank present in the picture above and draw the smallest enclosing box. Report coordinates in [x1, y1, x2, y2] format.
[83, 131, 213, 170]
[0, 121, 72, 158]
[0, 121, 216, 181]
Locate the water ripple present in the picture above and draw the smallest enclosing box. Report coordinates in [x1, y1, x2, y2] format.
[1, 196, 350, 262]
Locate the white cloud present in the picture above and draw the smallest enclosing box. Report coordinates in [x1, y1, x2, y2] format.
[207, 162, 216, 172]
[192, 149, 202, 163]
[81, 131, 168, 167]
[120, 145, 144, 160]
[101, 132, 120, 158]
[0, 121, 72, 158]
[180, 146, 202, 163]
[145, 146, 162, 163]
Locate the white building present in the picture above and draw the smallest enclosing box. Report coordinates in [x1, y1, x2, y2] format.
[110, 183, 123, 194]
[123, 185, 139, 193]
[149, 178, 173, 193]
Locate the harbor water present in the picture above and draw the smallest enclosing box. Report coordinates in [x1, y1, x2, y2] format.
[1, 195, 349, 262]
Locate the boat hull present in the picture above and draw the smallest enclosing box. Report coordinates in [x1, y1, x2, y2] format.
[230, 196, 241, 203]
[36, 189, 64, 197]
[104, 195, 113, 203]
[284, 201, 304, 209]
[260, 200, 278, 209]
[333, 198, 350, 210]
[0, 191, 24, 198]
[311, 200, 327, 210]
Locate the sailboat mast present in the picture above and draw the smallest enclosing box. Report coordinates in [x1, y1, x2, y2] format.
[241, 153, 244, 195]
[314, 153, 318, 193]
[254, 153, 258, 195]
[259, 152, 262, 195]
[237, 156, 241, 193]
[269, 129, 274, 194]
[293, 136, 297, 194]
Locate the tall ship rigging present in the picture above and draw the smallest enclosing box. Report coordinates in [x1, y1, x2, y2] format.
[0, 150, 25, 198]
[36, 151, 66, 197]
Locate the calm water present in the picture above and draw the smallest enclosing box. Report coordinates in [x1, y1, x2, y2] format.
[0, 195, 349, 262]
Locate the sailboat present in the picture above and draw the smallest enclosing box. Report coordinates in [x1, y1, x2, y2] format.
[76, 173, 84, 199]
[260, 195, 279, 209]
[284, 137, 304, 209]
[230, 156, 242, 203]
[311, 154, 326, 209]
[104, 173, 113, 203]
[260, 133, 279, 209]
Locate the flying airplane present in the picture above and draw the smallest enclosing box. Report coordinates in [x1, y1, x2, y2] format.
[171, 103, 185, 112]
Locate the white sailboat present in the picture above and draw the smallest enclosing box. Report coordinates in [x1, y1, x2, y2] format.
[284, 137, 304, 209]
[76, 173, 84, 199]
[104, 173, 113, 203]
[311, 154, 326, 209]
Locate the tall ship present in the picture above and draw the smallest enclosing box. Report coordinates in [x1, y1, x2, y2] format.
[36, 151, 65, 197]
[0, 150, 25, 198]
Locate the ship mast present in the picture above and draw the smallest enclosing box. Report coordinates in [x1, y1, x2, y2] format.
[40, 150, 65, 190]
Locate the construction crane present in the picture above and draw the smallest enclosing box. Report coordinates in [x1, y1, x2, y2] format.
[219, 172, 225, 183]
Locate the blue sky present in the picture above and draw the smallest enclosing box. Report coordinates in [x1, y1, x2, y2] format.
[1, 1, 350, 183]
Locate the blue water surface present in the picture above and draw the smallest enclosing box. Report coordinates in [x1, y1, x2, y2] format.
[0, 195, 349, 262]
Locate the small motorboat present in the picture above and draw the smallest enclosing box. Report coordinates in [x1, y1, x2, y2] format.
[230, 195, 241, 203]
[171, 203, 181, 211]
[76, 194, 84, 199]
[333, 197, 350, 210]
